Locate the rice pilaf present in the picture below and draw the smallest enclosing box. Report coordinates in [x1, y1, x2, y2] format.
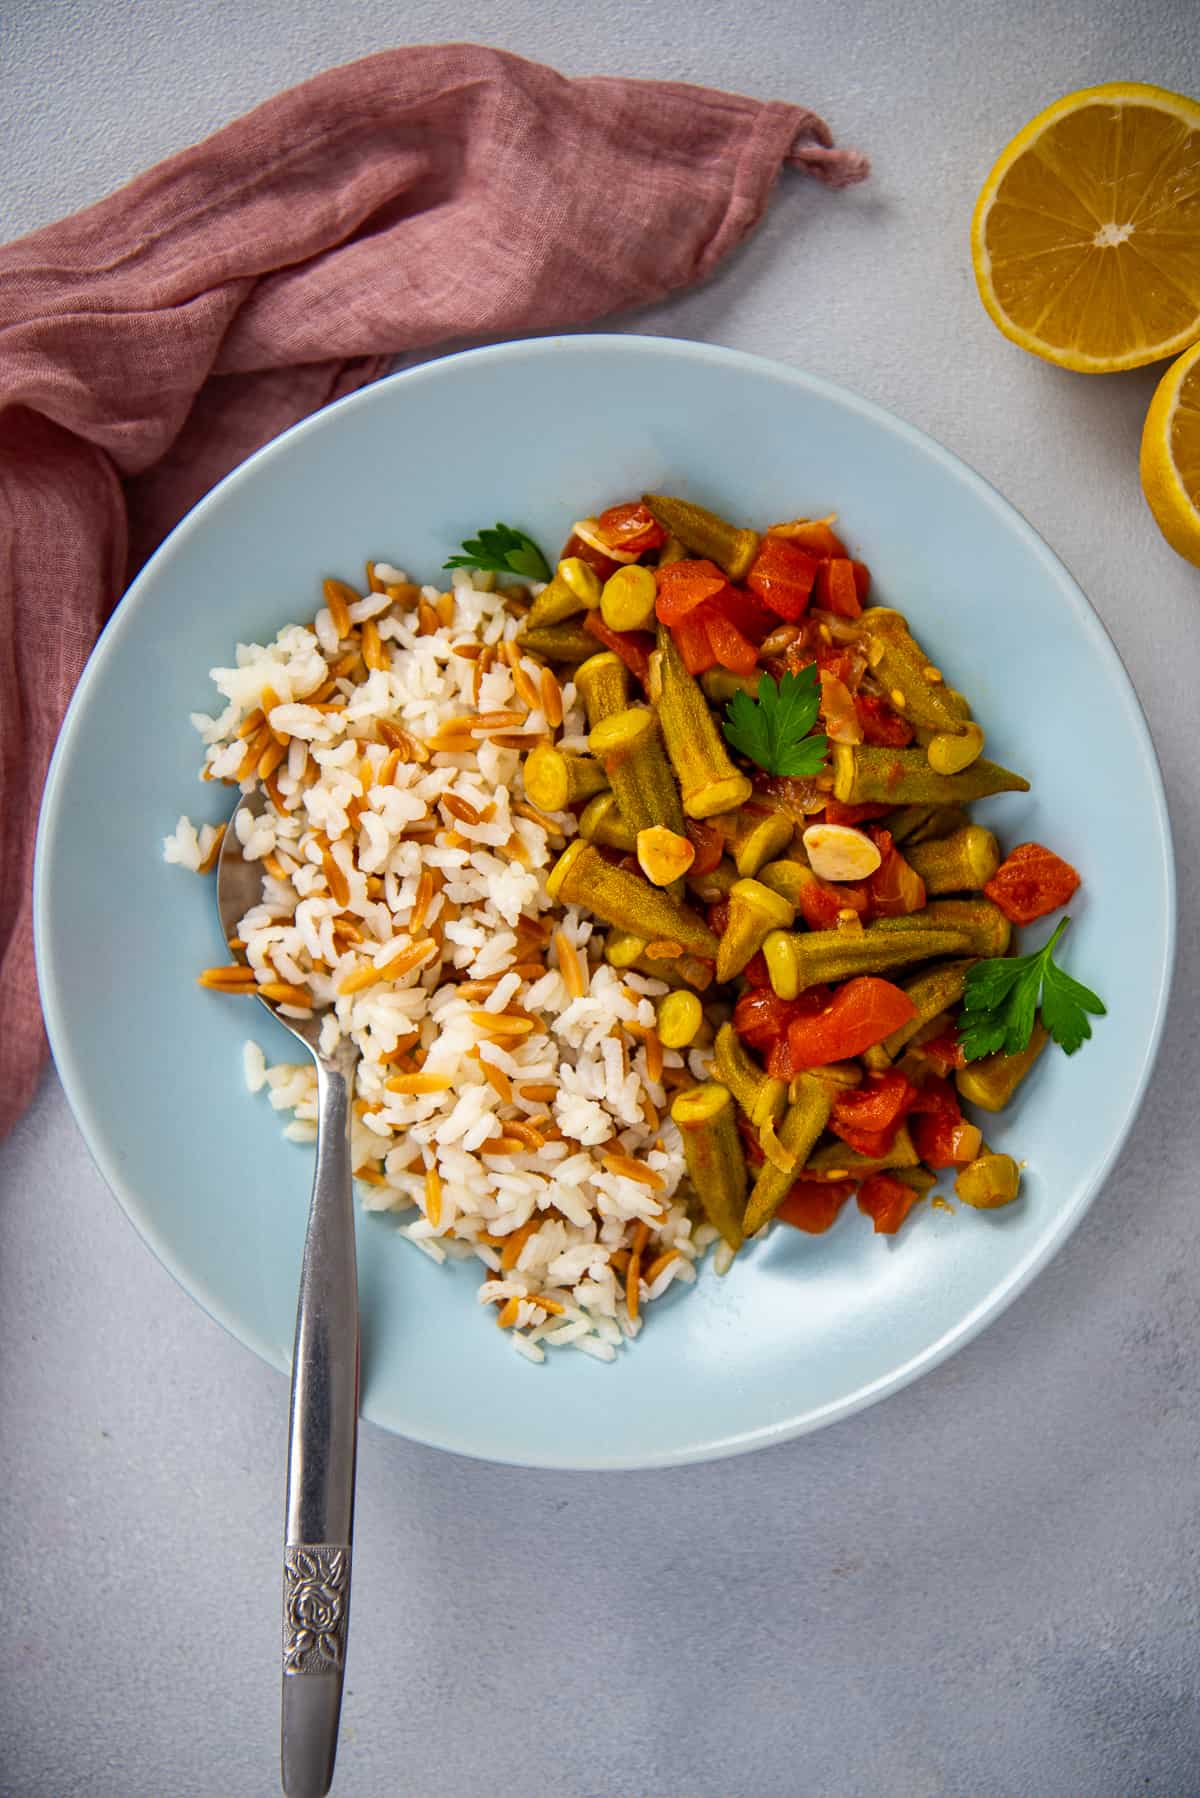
[166, 561, 715, 1365]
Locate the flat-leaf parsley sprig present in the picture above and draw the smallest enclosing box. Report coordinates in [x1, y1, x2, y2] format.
[444, 523, 551, 583]
[721, 666, 828, 779]
[960, 917, 1106, 1061]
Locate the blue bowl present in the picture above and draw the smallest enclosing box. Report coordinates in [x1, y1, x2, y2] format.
[35, 336, 1175, 1469]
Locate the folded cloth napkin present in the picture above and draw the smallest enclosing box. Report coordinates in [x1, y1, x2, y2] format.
[0, 43, 866, 1137]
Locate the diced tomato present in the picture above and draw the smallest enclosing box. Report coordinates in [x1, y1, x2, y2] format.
[594, 501, 666, 556]
[831, 1070, 916, 1135]
[742, 951, 771, 989]
[851, 560, 871, 604]
[715, 584, 777, 645]
[766, 1036, 796, 1080]
[581, 611, 654, 684]
[814, 557, 863, 619]
[831, 1122, 898, 1157]
[703, 606, 759, 676]
[684, 818, 726, 877]
[983, 842, 1081, 925]
[732, 987, 800, 1053]
[561, 529, 620, 582]
[768, 520, 847, 558]
[777, 1178, 857, 1234]
[786, 977, 918, 1068]
[670, 607, 718, 675]
[857, 1172, 920, 1235]
[708, 899, 731, 938]
[854, 692, 914, 747]
[654, 558, 729, 625]
[830, 1069, 916, 1156]
[907, 1074, 958, 1118]
[866, 830, 926, 917]
[793, 868, 869, 931]
[920, 1025, 965, 1077]
[822, 799, 893, 826]
[911, 1114, 982, 1168]
[813, 644, 859, 686]
[746, 536, 818, 622]
[908, 1076, 981, 1168]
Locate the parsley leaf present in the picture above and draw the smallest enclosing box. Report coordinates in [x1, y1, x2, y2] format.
[445, 523, 551, 583]
[960, 917, 1106, 1062]
[721, 668, 828, 778]
[1040, 958, 1107, 1054]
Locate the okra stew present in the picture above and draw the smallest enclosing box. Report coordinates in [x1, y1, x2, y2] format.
[493, 494, 1105, 1252]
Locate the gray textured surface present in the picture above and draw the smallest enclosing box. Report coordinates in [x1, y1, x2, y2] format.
[4, 2, 1200, 1793]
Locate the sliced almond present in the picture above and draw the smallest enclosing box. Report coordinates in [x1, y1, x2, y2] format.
[802, 822, 882, 882]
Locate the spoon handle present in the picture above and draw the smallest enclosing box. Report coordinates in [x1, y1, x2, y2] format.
[280, 1049, 360, 1798]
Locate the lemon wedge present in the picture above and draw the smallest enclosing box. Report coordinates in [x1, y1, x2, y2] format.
[1141, 338, 1200, 566]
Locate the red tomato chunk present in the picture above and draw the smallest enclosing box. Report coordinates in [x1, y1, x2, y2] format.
[786, 978, 918, 1068]
[983, 842, 1081, 925]
[857, 1172, 920, 1235]
[746, 536, 818, 622]
[777, 1179, 857, 1234]
[908, 1077, 982, 1167]
[830, 1070, 917, 1155]
[594, 501, 666, 556]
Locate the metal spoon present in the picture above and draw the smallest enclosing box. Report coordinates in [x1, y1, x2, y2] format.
[217, 789, 359, 1798]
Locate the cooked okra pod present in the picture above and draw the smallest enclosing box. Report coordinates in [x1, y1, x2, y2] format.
[574, 652, 631, 729]
[713, 1022, 788, 1127]
[743, 1075, 833, 1235]
[716, 879, 796, 983]
[600, 564, 658, 633]
[904, 825, 1001, 894]
[521, 556, 601, 630]
[547, 841, 719, 958]
[883, 804, 970, 846]
[643, 493, 760, 582]
[756, 858, 818, 909]
[871, 898, 1010, 958]
[589, 706, 686, 838]
[604, 928, 714, 990]
[805, 1122, 920, 1178]
[863, 958, 976, 1068]
[657, 989, 704, 1049]
[831, 743, 1029, 807]
[892, 1166, 937, 1194]
[701, 669, 762, 703]
[516, 620, 599, 662]
[672, 1082, 748, 1250]
[954, 1151, 1021, 1208]
[687, 857, 740, 903]
[523, 745, 609, 814]
[861, 608, 984, 771]
[955, 1023, 1049, 1111]
[649, 628, 753, 819]
[719, 809, 796, 876]
[806, 1061, 864, 1090]
[762, 923, 972, 999]
[578, 791, 637, 852]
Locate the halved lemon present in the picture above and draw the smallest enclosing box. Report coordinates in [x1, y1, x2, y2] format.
[1141, 338, 1200, 566]
[972, 83, 1200, 372]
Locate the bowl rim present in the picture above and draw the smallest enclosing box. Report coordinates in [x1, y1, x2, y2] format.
[34, 332, 1177, 1469]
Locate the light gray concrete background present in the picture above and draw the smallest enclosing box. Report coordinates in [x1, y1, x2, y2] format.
[4, 2, 1200, 1794]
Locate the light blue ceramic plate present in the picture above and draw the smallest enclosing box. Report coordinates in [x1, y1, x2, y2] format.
[35, 336, 1174, 1469]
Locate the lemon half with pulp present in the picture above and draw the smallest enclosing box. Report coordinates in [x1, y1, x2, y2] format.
[972, 83, 1200, 373]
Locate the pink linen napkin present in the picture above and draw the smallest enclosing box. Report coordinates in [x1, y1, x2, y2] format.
[0, 43, 867, 1137]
